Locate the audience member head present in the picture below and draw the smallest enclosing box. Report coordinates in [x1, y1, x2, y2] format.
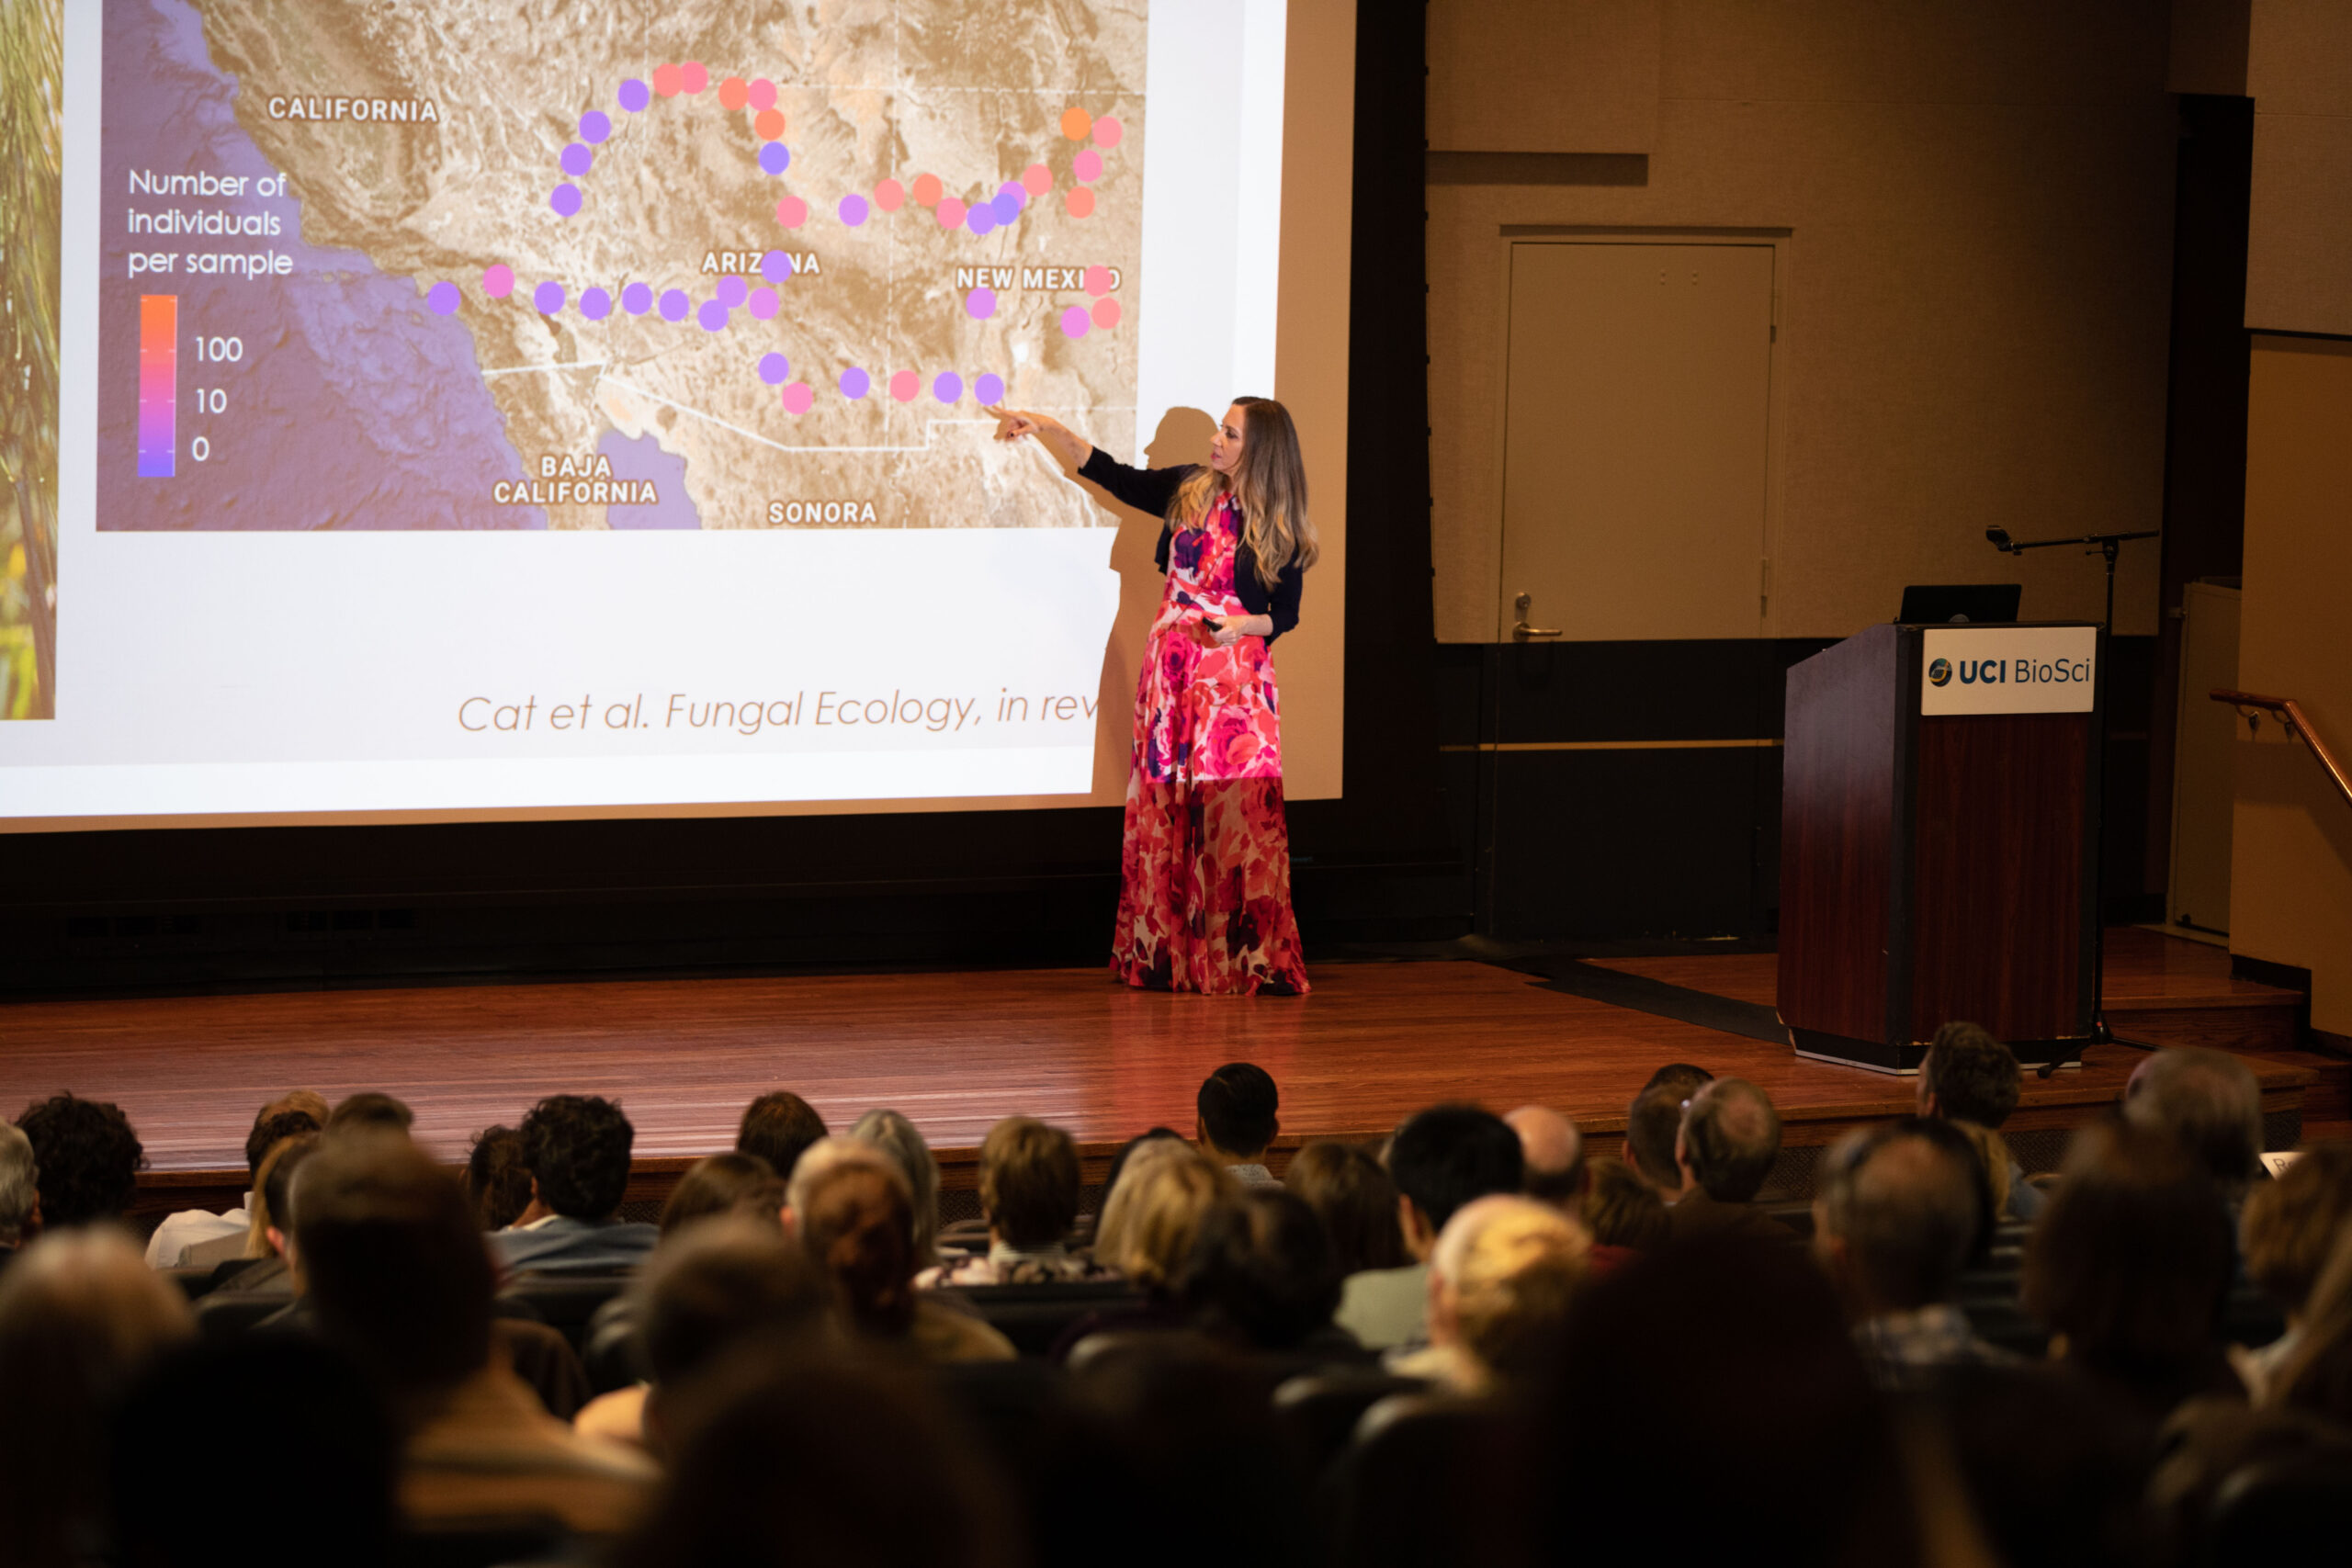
[613, 1346, 1012, 1568]
[0, 1228, 193, 1568]
[1918, 1021, 2023, 1128]
[1429, 1194, 1590, 1391]
[519, 1092, 635, 1222]
[787, 1139, 918, 1339]
[325, 1092, 414, 1136]
[14, 1094, 143, 1229]
[107, 1336, 397, 1568]
[461, 1124, 533, 1231]
[291, 1134, 494, 1411]
[1677, 1077, 1781, 1202]
[2241, 1144, 2352, 1325]
[1178, 1188, 1342, 1350]
[255, 1089, 332, 1127]
[2023, 1121, 2235, 1410]
[1814, 1118, 1987, 1318]
[978, 1116, 1081, 1248]
[1283, 1140, 1406, 1275]
[2122, 1046, 2264, 1195]
[1642, 1063, 1714, 1098]
[1385, 1103, 1525, 1258]
[1102, 1126, 1185, 1204]
[1195, 1062, 1280, 1162]
[0, 1122, 36, 1247]
[1578, 1156, 1670, 1251]
[243, 1106, 322, 1187]
[2272, 1214, 2352, 1422]
[737, 1091, 828, 1184]
[1096, 1145, 1236, 1292]
[246, 1132, 318, 1260]
[661, 1152, 786, 1236]
[1506, 1105, 1584, 1206]
[850, 1109, 942, 1267]
[634, 1219, 833, 1453]
[1625, 1084, 1692, 1193]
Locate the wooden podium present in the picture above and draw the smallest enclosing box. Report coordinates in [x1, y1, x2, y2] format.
[1777, 621, 2103, 1072]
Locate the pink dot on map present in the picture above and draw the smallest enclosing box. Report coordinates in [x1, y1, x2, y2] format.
[933, 372, 963, 403]
[561, 143, 593, 177]
[551, 183, 582, 216]
[1022, 164, 1052, 197]
[618, 79, 650, 113]
[1074, 149, 1102, 183]
[1091, 298, 1121, 330]
[425, 280, 459, 314]
[482, 265, 514, 298]
[911, 173, 943, 208]
[718, 77, 748, 111]
[976, 373, 1005, 405]
[1060, 305, 1091, 339]
[966, 287, 996, 319]
[839, 194, 869, 226]
[775, 196, 808, 228]
[534, 281, 565, 314]
[716, 275, 748, 308]
[581, 287, 612, 321]
[621, 281, 652, 314]
[652, 64, 682, 97]
[890, 370, 919, 402]
[782, 382, 814, 415]
[1084, 265, 1113, 297]
[748, 77, 776, 111]
[749, 287, 778, 320]
[875, 179, 905, 212]
[1066, 187, 1095, 219]
[682, 62, 707, 94]
[758, 353, 789, 385]
[579, 111, 611, 144]
[841, 367, 870, 399]
[936, 197, 967, 229]
[1092, 117, 1124, 149]
[760, 250, 793, 283]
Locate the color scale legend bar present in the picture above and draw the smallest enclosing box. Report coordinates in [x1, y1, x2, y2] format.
[138, 294, 177, 479]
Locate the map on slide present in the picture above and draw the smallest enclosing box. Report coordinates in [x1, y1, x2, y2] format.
[97, 0, 1145, 531]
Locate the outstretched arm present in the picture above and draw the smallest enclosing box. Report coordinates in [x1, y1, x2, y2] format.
[988, 406, 1093, 471]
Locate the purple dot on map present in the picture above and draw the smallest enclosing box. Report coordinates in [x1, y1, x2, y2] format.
[781, 382, 814, 415]
[749, 287, 779, 320]
[581, 287, 612, 321]
[1000, 180, 1026, 206]
[551, 183, 582, 217]
[976, 372, 1005, 405]
[967, 205, 996, 237]
[660, 288, 688, 321]
[621, 281, 652, 315]
[1060, 305, 1091, 339]
[716, 275, 748, 308]
[482, 264, 514, 298]
[841, 367, 870, 400]
[966, 286, 995, 320]
[580, 110, 611, 144]
[618, 78, 650, 113]
[839, 194, 869, 227]
[758, 352, 790, 385]
[425, 280, 459, 315]
[534, 280, 565, 314]
[760, 250, 793, 284]
[758, 142, 791, 176]
[560, 142, 593, 177]
[933, 371, 963, 403]
[989, 192, 1021, 226]
[697, 299, 728, 332]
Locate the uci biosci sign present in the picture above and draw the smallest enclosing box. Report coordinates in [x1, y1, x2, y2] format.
[1919, 626, 2098, 715]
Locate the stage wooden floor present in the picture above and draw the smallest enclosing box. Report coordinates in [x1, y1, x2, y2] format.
[0, 929, 2332, 1213]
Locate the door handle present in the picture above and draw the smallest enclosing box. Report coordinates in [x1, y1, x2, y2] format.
[1511, 592, 1562, 641]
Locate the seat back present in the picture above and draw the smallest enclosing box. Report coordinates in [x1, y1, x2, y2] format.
[2206, 1450, 2352, 1565]
[951, 1280, 1144, 1356]
[1273, 1371, 1430, 1481]
[1328, 1395, 1533, 1568]
[495, 1273, 634, 1353]
[193, 1288, 296, 1341]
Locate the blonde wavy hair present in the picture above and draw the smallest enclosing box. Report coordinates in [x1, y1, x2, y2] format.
[1168, 396, 1318, 589]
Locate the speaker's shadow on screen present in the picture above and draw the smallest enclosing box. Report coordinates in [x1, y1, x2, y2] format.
[1078, 406, 1216, 798]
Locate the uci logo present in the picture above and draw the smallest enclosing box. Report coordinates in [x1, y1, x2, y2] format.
[1928, 658, 1952, 687]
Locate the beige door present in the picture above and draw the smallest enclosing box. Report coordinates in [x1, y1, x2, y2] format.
[1497, 242, 1776, 641]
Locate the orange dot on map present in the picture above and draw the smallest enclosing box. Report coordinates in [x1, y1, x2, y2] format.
[875, 178, 906, 212]
[754, 108, 786, 141]
[1060, 107, 1092, 141]
[1091, 298, 1121, 331]
[652, 63, 682, 97]
[718, 77, 748, 111]
[911, 173, 943, 207]
[1022, 163, 1052, 197]
[1066, 186, 1095, 219]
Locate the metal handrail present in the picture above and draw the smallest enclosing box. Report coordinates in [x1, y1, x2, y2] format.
[2212, 689, 2352, 813]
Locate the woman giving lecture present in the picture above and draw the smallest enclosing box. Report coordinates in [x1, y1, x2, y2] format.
[990, 398, 1317, 996]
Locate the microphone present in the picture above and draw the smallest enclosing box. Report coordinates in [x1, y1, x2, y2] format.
[1985, 526, 2015, 552]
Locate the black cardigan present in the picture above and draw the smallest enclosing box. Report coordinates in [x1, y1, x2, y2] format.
[1078, 447, 1306, 643]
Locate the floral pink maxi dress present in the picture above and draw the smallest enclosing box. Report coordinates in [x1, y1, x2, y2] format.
[1111, 494, 1310, 995]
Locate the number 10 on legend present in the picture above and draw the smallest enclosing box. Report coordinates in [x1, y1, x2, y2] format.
[137, 294, 176, 479]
